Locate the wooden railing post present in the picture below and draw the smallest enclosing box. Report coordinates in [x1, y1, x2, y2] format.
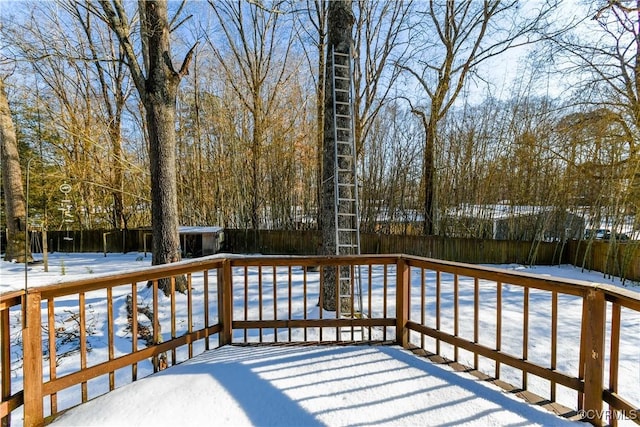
[582, 288, 606, 426]
[22, 291, 43, 427]
[219, 259, 233, 346]
[395, 256, 409, 347]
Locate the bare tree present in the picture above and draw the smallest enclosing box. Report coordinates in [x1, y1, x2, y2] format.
[352, 0, 412, 155]
[204, 0, 304, 230]
[549, 1, 640, 194]
[359, 101, 423, 234]
[545, 1, 640, 272]
[291, 0, 328, 230]
[398, 0, 559, 235]
[1, 77, 32, 263]
[65, 0, 131, 230]
[320, 0, 354, 311]
[97, 0, 196, 294]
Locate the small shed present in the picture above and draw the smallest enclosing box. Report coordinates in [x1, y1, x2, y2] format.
[179, 226, 224, 257]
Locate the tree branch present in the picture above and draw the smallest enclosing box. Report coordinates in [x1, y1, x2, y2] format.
[178, 41, 199, 78]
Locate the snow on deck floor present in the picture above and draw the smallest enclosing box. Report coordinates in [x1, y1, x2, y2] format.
[50, 345, 576, 427]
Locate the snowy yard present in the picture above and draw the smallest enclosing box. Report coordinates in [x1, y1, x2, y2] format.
[1, 252, 639, 426]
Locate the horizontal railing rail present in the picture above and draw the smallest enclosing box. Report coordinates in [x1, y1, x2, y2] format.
[1, 254, 638, 426]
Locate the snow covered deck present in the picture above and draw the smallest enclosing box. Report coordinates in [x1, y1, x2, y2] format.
[2, 253, 639, 426]
[50, 344, 577, 426]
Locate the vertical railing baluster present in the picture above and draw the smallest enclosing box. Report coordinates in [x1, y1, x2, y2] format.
[203, 270, 210, 351]
[1, 305, 11, 427]
[367, 264, 372, 341]
[383, 264, 388, 342]
[79, 292, 87, 402]
[152, 280, 159, 372]
[609, 302, 621, 427]
[258, 266, 263, 343]
[187, 273, 193, 359]
[523, 287, 529, 390]
[131, 282, 138, 381]
[273, 266, 278, 342]
[436, 271, 441, 356]
[473, 277, 478, 370]
[551, 290, 557, 402]
[578, 293, 586, 412]
[350, 264, 355, 340]
[454, 274, 459, 362]
[420, 268, 425, 350]
[244, 266, 249, 343]
[335, 264, 340, 341]
[288, 266, 292, 342]
[319, 267, 324, 342]
[170, 276, 176, 365]
[47, 299, 57, 414]
[303, 265, 308, 342]
[202, 267, 211, 350]
[107, 287, 114, 390]
[495, 282, 502, 380]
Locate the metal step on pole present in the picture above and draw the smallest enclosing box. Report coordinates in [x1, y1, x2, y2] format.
[331, 47, 364, 341]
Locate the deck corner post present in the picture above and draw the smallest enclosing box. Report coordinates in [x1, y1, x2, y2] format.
[582, 288, 606, 426]
[219, 259, 233, 346]
[22, 291, 44, 427]
[395, 256, 410, 348]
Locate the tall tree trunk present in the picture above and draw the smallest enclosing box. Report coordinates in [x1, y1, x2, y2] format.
[0, 78, 32, 263]
[99, 0, 196, 295]
[320, 0, 354, 311]
[142, 1, 185, 293]
[423, 119, 436, 236]
[110, 117, 126, 230]
[314, 1, 328, 232]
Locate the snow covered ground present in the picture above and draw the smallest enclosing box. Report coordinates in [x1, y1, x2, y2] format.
[1, 252, 639, 426]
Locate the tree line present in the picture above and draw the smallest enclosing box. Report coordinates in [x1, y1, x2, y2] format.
[2, 0, 639, 260]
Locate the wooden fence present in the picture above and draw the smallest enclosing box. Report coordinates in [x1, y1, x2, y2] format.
[1, 254, 638, 426]
[223, 229, 565, 265]
[15, 229, 562, 265]
[9, 229, 640, 281]
[567, 240, 640, 283]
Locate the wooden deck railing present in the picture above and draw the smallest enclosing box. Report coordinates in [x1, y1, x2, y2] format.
[1, 254, 639, 426]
